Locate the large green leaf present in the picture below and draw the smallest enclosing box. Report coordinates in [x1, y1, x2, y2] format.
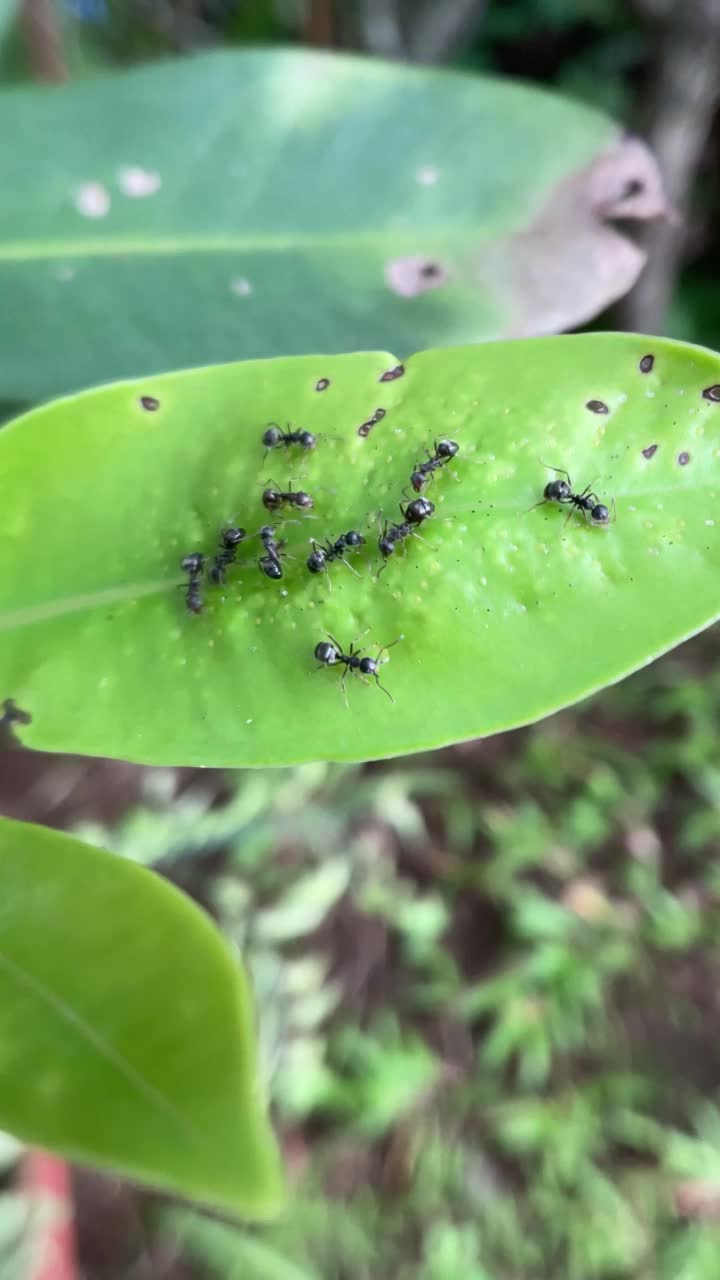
[0, 49, 663, 402]
[0, 816, 283, 1217]
[1, 333, 720, 766]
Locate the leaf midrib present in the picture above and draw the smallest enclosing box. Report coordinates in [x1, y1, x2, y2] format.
[0, 231, 465, 263]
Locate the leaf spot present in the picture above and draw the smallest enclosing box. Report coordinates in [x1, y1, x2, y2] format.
[678, 451, 691, 466]
[385, 255, 449, 298]
[642, 444, 658, 459]
[139, 395, 160, 412]
[230, 277, 253, 297]
[639, 353, 655, 373]
[586, 399, 609, 414]
[315, 378, 331, 391]
[74, 181, 110, 219]
[702, 384, 720, 403]
[415, 165, 439, 186]
[117, 166, 161, 198]
[357, 407, 386, 438]
[380, 365, 405, 383]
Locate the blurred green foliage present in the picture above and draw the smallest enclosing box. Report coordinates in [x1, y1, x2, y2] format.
[73, 630, 720, 1278]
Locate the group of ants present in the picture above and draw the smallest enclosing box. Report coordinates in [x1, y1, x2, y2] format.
[180, 423, 613, 705]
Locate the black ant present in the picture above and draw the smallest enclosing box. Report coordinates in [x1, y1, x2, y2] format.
[262, 481, 314, 512]
[208, 525, 246, 584]
[181, 552, 204, 613]
[410, 438, 459, 492]
[537, 466, 613, 527]
[378, 497, 434, 573]
[258, 525, 287, 579]
[313, 633, 399, 705]
[307, 530, 365, 577]
[262, 423, 316, 454]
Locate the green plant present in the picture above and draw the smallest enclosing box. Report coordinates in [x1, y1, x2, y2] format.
[2, 334, 720, 766]
[0, 816, 281, 1216]
[0, 49, 662, 401]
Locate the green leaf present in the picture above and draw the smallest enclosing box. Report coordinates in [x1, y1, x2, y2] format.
[0, 816, 283, 1217]
[2, 333, 720, 767]
[0, 49, 663, 402]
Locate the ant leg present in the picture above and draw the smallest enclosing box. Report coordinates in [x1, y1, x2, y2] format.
[540, 462, 572, 488]
[373, 672, 395, 703]
[375, 637, 402, 665]
[339, 556, 360, 578]
[325, 633, 343, 654]
[609, 497, 617, 524]
[340, 669, 350, 710]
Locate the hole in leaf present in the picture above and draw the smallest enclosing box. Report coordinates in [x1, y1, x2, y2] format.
[140, 395, 160, 412]
[379, 366, 405, 383]
[639, 354, 655, 373]
[642, 444, 658, 459]
[315, 378, 330, 391]
[678, 451, 690, 466]
[702, 384, 720, 403]
[586, 400, 609, 414]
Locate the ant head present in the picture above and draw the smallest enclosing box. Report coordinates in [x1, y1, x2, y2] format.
[378, 534, 395, 557]
[181, 552, 203, 573]
[262, 487, 283, 510]
[590, 503, 610, 525]
[262, 424, 283, 447]
[294, 490, 314, 509]
[404, 497, 435, 524]
[222, 526, 246, 547]
[410, 470, 425, 493]
[544, 479, 571, 502]
[315, 640, 339, 665]
[307, 549, 326, 573]
[299, 430, 316, 449]
[358, 656, 378, 677]
[259, 524, 276, 540]
[344, 530, 365, 547]
[437, 438, 459, 459]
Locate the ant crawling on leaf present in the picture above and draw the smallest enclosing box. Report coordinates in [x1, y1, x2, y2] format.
[181, 552, 205, 613]
[262, 481, 314, 512]
[313, 633, 400, 706]
[208, 525, 246, 584]
[262, 423, 316, 455]
[307, 530, 365, 580]
[410, 438, 459, 492]
[258, 525, 288, 579]
[378, 496, 435, 573]
[535, 465, 614, 527]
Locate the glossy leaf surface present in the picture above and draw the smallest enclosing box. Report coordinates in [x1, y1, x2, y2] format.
[0, 817, 282, 1216]
[1, 335, 720, 765]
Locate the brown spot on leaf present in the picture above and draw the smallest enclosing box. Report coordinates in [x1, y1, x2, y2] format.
[357, 407, 386, 438]
[380, 365, 405, 383]
[586, 399, 609, 414]
[702, 385, 720, 403]
[140, 395, 160, 411]
[678, 451, 690, 466]
[385, 256, 450, 298]
[642, 444, 658, 459]
[489, 136, 667, 338]
[315, 378, 330, 391]
[639, 354, 655, 373]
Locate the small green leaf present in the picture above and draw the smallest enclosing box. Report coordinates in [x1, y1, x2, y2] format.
[0, 50, 662, 401]
[0, 817, 283, 1218]
[2, 334, 720, 766]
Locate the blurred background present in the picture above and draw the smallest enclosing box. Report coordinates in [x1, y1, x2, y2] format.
[2, 2, 720, 1277]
